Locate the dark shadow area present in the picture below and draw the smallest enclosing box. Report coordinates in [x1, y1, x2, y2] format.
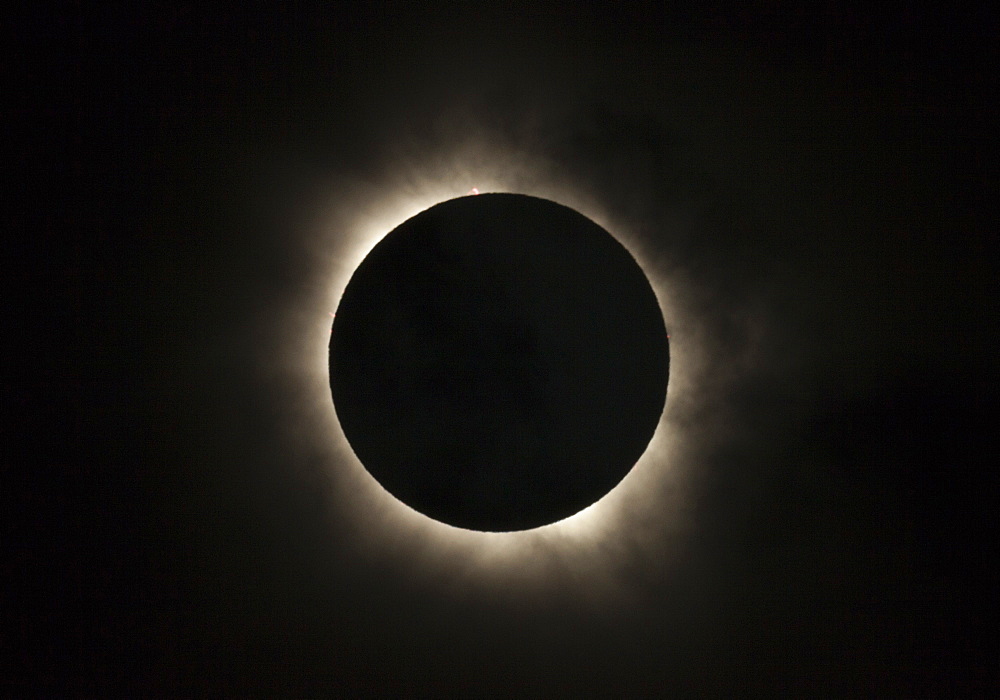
[330, 194, 668, 530]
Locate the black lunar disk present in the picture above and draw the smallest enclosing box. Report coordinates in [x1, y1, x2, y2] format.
[330, 194, 669, 531]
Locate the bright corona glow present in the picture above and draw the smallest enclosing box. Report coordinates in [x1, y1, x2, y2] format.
[283, 137, 703, 601]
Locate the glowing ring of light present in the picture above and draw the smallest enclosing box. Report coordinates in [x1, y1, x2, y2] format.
[284, 139, 701, 599]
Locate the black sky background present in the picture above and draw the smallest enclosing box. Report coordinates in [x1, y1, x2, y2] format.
[9, 2, 998, 696]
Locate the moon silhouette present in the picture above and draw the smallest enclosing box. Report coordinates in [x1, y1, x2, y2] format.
[330, 193, 669, 531]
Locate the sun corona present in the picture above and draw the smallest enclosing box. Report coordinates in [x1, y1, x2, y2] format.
[289, 142, 692, 595]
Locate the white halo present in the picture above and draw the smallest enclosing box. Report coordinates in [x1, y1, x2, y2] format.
[276, 137, 703, 601]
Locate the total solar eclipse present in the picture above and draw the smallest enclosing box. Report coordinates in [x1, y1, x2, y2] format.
[330, 193, 669, 531]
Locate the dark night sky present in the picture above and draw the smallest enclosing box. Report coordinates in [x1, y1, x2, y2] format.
[9, 2, 998, 696]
